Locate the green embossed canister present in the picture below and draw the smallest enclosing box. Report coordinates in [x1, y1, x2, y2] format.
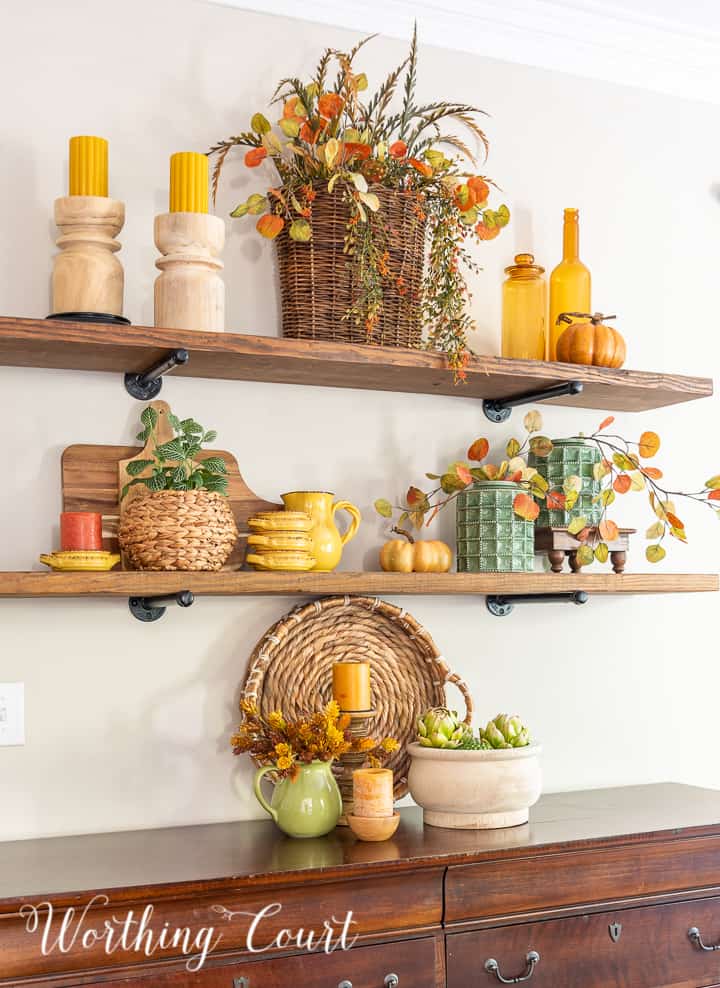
[456, 481, 535, 572]
[528, 438, 601, 528]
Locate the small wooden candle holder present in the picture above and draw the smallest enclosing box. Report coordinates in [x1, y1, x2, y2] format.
[536, 526, 636, 574]
[154, 212, 225, 332]
[50, 196, 127, 323]
[334, 710, 376, 826]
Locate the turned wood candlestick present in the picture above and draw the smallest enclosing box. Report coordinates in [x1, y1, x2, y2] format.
[51, 195, 126, 322]
[334, 710, 376, 826]
[154, 212, 225, 332]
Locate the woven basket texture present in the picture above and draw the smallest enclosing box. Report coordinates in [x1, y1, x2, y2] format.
[118, 490, 238, 571]
[276, 185, 425, 348]
[529, 439, 602, 528]
[242, 595, 472, 798]
[456, 482, 535, 573]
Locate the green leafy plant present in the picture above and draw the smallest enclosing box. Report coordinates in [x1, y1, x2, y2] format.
[120, 406, 229, 500]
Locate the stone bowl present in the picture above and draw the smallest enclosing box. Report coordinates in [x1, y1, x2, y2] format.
[407, 742, 542, 829]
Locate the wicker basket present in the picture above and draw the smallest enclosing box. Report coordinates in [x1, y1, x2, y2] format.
[242, 596, 472, 799]
[276, 185, 425, 348]
[118, 490, 238, 571]
[456, 481, 535, 573]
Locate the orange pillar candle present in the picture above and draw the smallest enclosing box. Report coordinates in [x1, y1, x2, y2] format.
[60, 512, 103, 551]
[169, 152, 209, 213]
[353, 768, 394, 818]
[69, 136, 108, 197]
[332, 661, 371, 712]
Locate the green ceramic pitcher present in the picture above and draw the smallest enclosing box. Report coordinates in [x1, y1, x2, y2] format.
[253, 760, 342, 838]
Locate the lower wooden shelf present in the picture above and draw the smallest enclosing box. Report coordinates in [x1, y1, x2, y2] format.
[0, 571, 716, 597]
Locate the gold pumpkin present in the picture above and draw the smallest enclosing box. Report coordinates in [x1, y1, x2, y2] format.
[380, 529, 452, 573]
[556, 312, 626, 369]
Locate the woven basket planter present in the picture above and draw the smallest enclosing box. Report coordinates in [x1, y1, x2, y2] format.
[456, 481, 535, 573]
[528, 439, 602, 528]
[118, 490, 238, 571]
[242, 596, 472, 799]
[276, 185, 425, 348]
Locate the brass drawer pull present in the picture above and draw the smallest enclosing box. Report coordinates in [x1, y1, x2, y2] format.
[233, 979, 249, 988]
[338, 977, 398, 988]
[484, 950, 540, 983]
[689, 927, 720, 951]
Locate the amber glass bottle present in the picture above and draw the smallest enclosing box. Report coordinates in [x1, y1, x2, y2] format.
[501, 253, 546, 360]
[549, 208, 591, 360]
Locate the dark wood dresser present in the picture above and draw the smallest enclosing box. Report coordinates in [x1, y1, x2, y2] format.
[4, 784, 720, 988]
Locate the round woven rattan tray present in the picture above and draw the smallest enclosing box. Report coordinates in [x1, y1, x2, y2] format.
[241, 595, 472, 798]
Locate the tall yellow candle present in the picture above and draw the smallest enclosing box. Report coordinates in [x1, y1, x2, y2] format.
[332, 661, 371, 712]
[353, 768, 394, 818]
[69, 136, 108, 197]
[169, 152, 209, 213]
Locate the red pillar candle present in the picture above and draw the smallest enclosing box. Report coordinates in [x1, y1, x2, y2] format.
[60, 512, 103, 550]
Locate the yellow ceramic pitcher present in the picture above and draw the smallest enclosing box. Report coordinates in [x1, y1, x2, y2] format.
[281, 492, 361, 571]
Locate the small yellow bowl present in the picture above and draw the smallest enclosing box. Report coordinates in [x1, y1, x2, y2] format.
[248, 532, 314, 551]
[347, 811, 401, 842]
[248, 511, 313, 533]
[246, 551, 316, 572]
[40, 551, 121, 572]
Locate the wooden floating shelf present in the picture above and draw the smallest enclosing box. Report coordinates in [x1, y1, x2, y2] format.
[0, 571, 716, 598]
[0, 317, 713, 412]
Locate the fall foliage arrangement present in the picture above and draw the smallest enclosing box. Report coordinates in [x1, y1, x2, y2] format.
[231, 699, 398, 780]
[376, 411, 720, 565]
[210, 28, 509, 374]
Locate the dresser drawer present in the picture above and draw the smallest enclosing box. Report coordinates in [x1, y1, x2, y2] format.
[445, 835, 720, 922]
[94, 935, 442, 988]
[447, 895, 720, 988]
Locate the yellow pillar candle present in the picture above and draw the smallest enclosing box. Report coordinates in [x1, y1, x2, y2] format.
[353, 768, 394, 818]
[169, 151, 209, 213]
[69, 136, 108, 197]
[332, 661, 371, 712]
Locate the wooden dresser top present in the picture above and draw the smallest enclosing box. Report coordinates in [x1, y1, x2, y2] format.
[2, 783, 720, 910]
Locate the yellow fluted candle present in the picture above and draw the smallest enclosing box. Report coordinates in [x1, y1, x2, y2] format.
[169, 151, 209, 213]
[69, 136, 108, 197]
[353, 768, 394, 818]
[332, 661, 371, 712]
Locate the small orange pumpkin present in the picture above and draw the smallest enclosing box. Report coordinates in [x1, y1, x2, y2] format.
[556, 312, 626, 369]
[380, 528, 452, 573]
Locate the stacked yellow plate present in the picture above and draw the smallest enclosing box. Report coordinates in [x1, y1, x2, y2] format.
[246, 512, 315, 571]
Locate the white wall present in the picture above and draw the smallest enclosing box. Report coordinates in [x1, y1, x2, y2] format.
[0, 0, 718, 842]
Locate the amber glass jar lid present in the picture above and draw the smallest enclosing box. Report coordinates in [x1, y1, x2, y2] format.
[505, 252, 545, 277]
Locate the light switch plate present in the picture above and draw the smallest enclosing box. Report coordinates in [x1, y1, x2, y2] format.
[0, 683, 25, 746]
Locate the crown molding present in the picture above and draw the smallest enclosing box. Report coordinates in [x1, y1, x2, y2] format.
[210, 0, 720, 105]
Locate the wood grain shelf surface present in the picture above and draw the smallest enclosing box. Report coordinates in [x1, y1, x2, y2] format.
[0, 316, 713, 411]
[0, 571, 716, 598]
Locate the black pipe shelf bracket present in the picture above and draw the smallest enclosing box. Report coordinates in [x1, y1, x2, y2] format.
[486, 589, 588, 617]
[128, 590, 194, 622]
[482, 380, 584, 423]
[124, 348, 190, 400]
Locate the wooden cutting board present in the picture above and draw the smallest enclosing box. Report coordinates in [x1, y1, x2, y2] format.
[61, 401, 278, 569]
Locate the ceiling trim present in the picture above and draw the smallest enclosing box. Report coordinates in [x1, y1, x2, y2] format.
[211, 0, 720, 105]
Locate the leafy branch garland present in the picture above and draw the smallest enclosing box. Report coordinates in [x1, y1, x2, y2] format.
[210, 25, 509, 376]
[120, 406, 229, 500]
[375, 411, 720, 565]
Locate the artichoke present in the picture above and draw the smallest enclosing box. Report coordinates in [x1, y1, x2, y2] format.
[481, 714, 531, 749]
[416, 707, 472, 749]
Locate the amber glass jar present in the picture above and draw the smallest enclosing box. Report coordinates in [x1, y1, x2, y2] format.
[501, 253, 547, 360]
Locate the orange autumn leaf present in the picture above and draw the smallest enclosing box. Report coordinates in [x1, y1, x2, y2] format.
[244, 147, 268, 168]
[475, 222, 500, 241]
[455, 463, 473, 486]
[641, 467, 663, 480]
[576, 527, 591, 543]
[613, 474, 632, 494]
[467, 176, 489, 204]
[599, 519, 619, 541]
[299, 122, 320, 143]
[283, 96, 307, 120]
[639, 431, 661, 458]
[454, 183, 476, 212]
[709, 490, 720, 501]
[389, 140, 407, 159]
[513, 492, 539, 522]
[597, 415, 615, 431]
[483, 463, 499, 480]
[666, 512, 684, 530]
[408, 158, 432, 178]
[406, 486, 425, 506]
[508, 470, 523, 483]
[467, 438, 490, 462]
[256, 213, 284, 239]
[342, 142, 372, 161]
[318, 93, 344, 118]
[546, 491, 567, 510]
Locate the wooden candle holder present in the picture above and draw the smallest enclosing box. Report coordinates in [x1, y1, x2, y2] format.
[536, 526, 636, 574]
[334, 710, 376, 826]
[154, 212, 225, 332]
[51, 196, 126, 322]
